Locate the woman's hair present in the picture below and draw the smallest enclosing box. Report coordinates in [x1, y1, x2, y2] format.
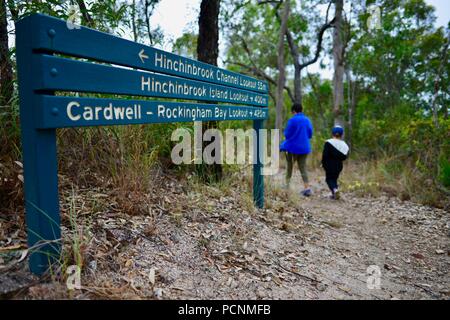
[291, 103, 303, 113]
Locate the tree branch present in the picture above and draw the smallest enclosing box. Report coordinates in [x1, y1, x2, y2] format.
[240, 33, 294, 103]
[257, 0, 282, 6]
[6, 0, 18, 22]
[76, 0, 94, 28]
[299, 16, 335, 70]
[325, 1, 332, 24]
[227, 60, 294, 102]
[269, 0, 334, 104]
[274, 9, 301, 103]
[144, 0, 153, 45]
[306, 72, 326, 124]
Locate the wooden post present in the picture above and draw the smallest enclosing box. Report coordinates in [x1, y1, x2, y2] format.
[253, 119, 264, 208]
[16, 16, 61, 275]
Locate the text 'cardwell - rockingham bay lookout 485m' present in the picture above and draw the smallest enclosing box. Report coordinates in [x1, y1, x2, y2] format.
[15, 14, 269, 275]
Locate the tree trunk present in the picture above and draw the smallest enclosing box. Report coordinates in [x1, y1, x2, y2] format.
[332, 0, 345, 127]
[444, 99, 448, 119]
[275, 0, 290, 130]
[131, 0, 138, 42]
[144, 0, 153, 45]
[307, 72, 327, 129]
[196, 0, 222, 182]
[6, 0, 18, 22]
[431, 35, 449, 128]
[285, 30, 301, 105]
[293, 63, 301, 105]
[285, 3, 335, 106]
[346, 68, 356, 149]
[76, 0, 94, 27]
[266, 0, 334, 107]
[0, 0, 13, 107]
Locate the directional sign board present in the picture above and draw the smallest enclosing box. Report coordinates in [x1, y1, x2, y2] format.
[35, 55, 268, 107]
[16, 14, 268, 275]
[30, 14, 268, 93]
[38, 96, 268, 128]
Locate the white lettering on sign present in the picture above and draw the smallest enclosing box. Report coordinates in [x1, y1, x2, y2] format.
[239, 77, 257, 90]
[154, 52, 214, 80]
[140, 77, 265, 105]
[216, 70, 238, 86]
[141, 76, 208, 97]
[63, 101, 265, 124]
[228, 108, 249, 118]
[67, 101, 81, 121]
[157, 104, 213, 122]
[153, 52, 263, 91]
[66, 101, 142, 122]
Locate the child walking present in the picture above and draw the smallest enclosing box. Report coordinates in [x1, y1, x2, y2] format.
[321, 126, 349, 199]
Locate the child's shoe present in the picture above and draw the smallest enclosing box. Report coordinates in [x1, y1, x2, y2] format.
[302, 189, 312, 197]
[333, 188, 340, 200]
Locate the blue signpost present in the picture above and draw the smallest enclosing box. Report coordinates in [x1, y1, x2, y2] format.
[16, 14, 269, 275]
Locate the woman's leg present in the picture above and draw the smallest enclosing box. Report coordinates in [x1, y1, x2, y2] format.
[297, 154, 310, 189]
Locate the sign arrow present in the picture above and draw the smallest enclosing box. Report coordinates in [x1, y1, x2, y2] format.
[138, 49, 149, 63]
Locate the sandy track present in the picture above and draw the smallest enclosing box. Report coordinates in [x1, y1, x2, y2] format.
[2, 170, 448, 300]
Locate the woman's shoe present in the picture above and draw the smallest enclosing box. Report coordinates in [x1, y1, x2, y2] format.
[302, 189, 312, 197]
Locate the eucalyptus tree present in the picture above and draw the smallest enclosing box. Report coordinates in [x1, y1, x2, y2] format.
[223, 0, 335, 128]
[348, 0, 447, 116]
[332, 0, 345, 126]
[0, 0, 13, 107]
[197, 0, 222, 182]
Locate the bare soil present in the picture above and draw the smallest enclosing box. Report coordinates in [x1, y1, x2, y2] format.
[1, 169, 449, 299]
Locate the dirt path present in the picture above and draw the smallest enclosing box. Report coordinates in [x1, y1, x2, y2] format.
[274, 173, 449, 299]
[3, 170, 449, 300]
[70, 170, 448, 300]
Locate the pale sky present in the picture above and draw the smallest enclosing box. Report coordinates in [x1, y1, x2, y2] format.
[151, 0, 200, 47]
[426, 0, 450, 27]
[152, 0, 449, 42]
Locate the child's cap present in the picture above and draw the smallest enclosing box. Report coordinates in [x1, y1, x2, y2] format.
[332, 125, 344, 136]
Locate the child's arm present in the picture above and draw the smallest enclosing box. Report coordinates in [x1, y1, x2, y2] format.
[337, 142, 349, 161]
[321, 142, 329, 168]
[339, 153, 348, 161]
